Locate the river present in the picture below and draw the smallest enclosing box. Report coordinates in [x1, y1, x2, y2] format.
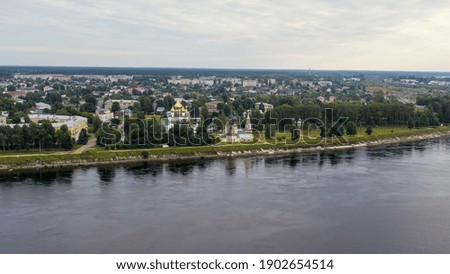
[1, 138, 450, 253]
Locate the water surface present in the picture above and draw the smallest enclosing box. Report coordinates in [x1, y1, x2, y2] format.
[1, 138, 450, 253]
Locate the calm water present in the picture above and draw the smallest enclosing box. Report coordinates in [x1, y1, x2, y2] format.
[1, 138, 450, 254]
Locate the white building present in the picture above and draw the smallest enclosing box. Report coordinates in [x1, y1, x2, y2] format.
[28, 114, 88, 140]
[221, 114, 254, 143]
[243, 79, 258, 87]
[95, 108, 114, 122]
[35, 102, 52, 111]
[318, 81, 333, 87]
[220, 78, 242, 85]
[254, 102, 274, 112]
[199, 77, 215, 86]
[104, 99, 138, 111]
[162, 101, 191, 131]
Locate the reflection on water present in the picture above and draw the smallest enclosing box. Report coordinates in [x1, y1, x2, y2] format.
[125, 162, 164, 177]
[97, 167, 116, 183]
[1, 137, 450, 253]
[0, 169, 74, 186]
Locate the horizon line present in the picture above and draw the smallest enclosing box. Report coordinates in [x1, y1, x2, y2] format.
[1, 65, 450, 74]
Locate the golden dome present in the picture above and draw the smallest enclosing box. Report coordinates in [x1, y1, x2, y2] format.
[173, 101, 183, 109]
[172, 101, 186, 112]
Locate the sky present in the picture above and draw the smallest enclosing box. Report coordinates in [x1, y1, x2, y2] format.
[1, 0, 450, 71]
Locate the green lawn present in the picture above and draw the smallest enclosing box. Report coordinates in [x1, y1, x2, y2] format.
[145, 115, 162, 122]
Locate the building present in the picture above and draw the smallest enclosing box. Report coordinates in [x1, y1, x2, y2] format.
[28, 114, 88, 140]
[204, 102, 220, 114]
[156, 107, 165, 114]
[198, 77, 215, 86]
[13, 74, 70, 81]
[220, 78, 242, 85]
[243, 79, 258, 87]
[163, 101, 191, 131]
[168, 77, 193, 85]
[318, 81, 333, 87]
[254, 102, 274, 112]
[126, 87, 146, 94]
[221, 115, 254, 143]
[8, 90, 34, 101]
[95, 108, 114, 122]
[43, 86, 54, 92]
[244, 112, 252, 133]
[36, 102, 52, 111]
[104, 99, 138, 111]
[0, 115, 7, 126]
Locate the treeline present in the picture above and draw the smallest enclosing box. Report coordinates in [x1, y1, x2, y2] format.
[95, 119, 217, 149]
[0, 122, 89, 151]
[417, 95, 450, 123]
[272, 101, 441, 129]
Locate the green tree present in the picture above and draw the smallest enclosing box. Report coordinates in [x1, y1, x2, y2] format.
[56, 125, 74, 150]
[407, 117, 415, 129]
[373, 91, 385, 103]
[11, 134, 23, 151]
[0, 133, 6, 151]
[346, 121, 357, 136]
[365, 126, 373, 135]
[111, 102, 121, 112]
[79, 103, 96, 113]
[291, 126, 300, 140]
[77, 128, 89, 145]
[11, 111, 30, 124]
[41, 120, 56, 148]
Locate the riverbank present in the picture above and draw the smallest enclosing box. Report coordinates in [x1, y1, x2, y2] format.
[1, 127, 450, 173]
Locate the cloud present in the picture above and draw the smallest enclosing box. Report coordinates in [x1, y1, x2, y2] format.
[1, 0, 450, 70]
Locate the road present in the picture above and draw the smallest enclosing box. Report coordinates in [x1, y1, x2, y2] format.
[72, 137, 97, 154]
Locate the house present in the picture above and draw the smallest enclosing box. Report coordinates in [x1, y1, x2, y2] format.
[205, 101, 220, 114]
[254, 102, 274, 112]
[126, 87, 146, 94]
[35, 102, 52, 112]
[43, 86, 54, 92]
[156, 107, 165, 114]
[9, 90, 32, 101]
[95, 108, 113, 122]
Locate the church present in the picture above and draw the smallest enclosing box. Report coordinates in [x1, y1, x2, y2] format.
[222, 113, 254, 143]
[162, 101, 191, 131]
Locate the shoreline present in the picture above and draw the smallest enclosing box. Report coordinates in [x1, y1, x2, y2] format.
[2, 129, 450, 174]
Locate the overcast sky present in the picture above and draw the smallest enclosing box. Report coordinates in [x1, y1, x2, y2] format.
[1, 0, 450, 71]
